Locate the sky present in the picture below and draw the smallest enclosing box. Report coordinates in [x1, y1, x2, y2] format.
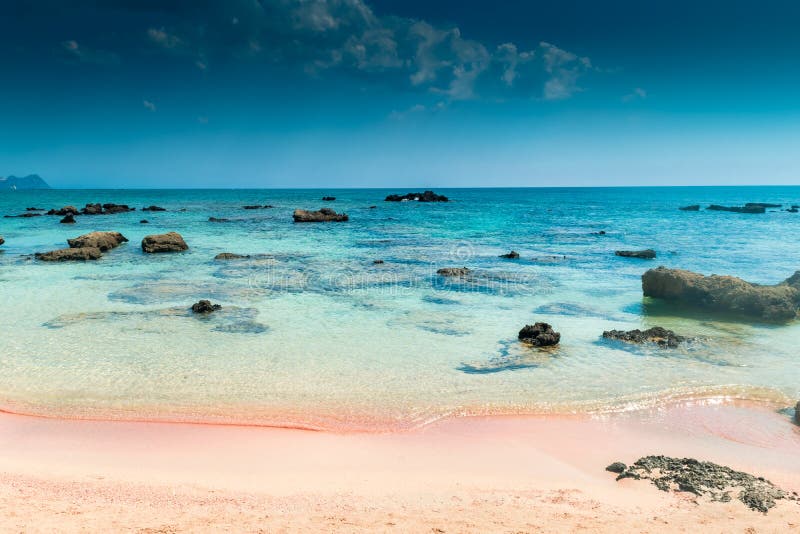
[1, 0, 799, 188]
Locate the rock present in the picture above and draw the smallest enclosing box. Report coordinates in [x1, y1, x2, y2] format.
[602, 327, 687, 348]
[140, 219, 149, 224]
[81, 203, 135, 215]
[81, 203, 102, 215]
[141, 232, 188, 253]
[385, 190, 449, 202]
[707, 204, 765, 214]
[788, 208, 799, 213]
[642, 267, 800, 322]
[368, 205, 377, 209]
[606, 462, 627, 474]
[616, 249, 656, 259]
[437, 267, 471, 277]
[795, 401, 800, 424]
[746, 203, 781, 208]
[214, 253, 250, 260]
[518, 322, 561, 346]
[25, 207, 43, 211]
[60, 214, 76, 224]
[292, 208, 349, 222]
[243, 205, 263, 209]
[35, 247, 102, 262]
[47, 206, 79, 216]
[592, 230, 607, 235]
[373, 259, 385, 264]
[67, 231, 128, 251]
[4, 212, 41, 218]
[322, 196, 336, 201]
[142, 205, 166, 211]
[0, 236, 4, 246]
[208, 217, 230, 222]
[500, 251, 520, 259]
[612, 456, 792, 513]
[191, 300, 221, 314]
[679, 204, 700, 211]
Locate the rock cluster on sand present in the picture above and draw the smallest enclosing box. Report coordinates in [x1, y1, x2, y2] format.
[214, 252, 250, 260]
[611, 456, 797, 513]
[518, 322, 561, 346]
[602, 326, 687, 348]
[436, 267, 471, 277]
[679, 204, 700, 211]
[36, 231, 129, 262]
[500, 251, 520, 259]
[615, 249, 656, 259]
[191, 300, 221, 314]
[141, 232, 188, 253]
[67, 231, 128, 251]
[142, 205, 166, 211]
[642, 266, 800, 322]
[707, 204, 765, 214]
[292, 208, 349, 222]
[384, 191, 449, 202]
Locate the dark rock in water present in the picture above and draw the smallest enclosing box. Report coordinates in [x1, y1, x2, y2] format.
[80, 203, 135, 215]
[141, 232, 188, 253]
[373, 259, 385, 264]
[385, 190, 449, 202]
[60, 214, 76, 224]
[142, 205, 166, 211]
[368, 205, 377, 209]
[208, 217, 230, 222]
[616, 249, 656, 259]
[437, 267, 471, 277]
[35, 247, 102, 261]
[0, 236, 4, 246]
[788, 207, 799, 213]
[612, 456, 793, 513]
[746, 202, 781, 208]
[322, 196, 336, 201]
[140, 219, 149, 224]
[293, 208, 348, 222]
[642, 266, 800, 322]
[26, 207, 43, 211]
[518, 322, 560, 346]
[191, 300, 221, 314]
[4, 212, 41, 218]
[243, 204, 273, 209]
[500, 251, 520, 259]
[67, 231, 128, 252]
[707, 204, 765, 214]
[47, 206, 79, 216]
[605, 462, 627, 474]
[679, 204, 700, 211]
[214, 253, 250, 260]
[602, 326, 687, 348]
[591, 230, 607, 235]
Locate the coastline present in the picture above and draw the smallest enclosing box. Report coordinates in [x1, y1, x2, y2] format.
[2, 400, 798, 532]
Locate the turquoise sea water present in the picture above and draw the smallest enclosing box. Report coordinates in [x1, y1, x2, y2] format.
[1, 187, 799, 431]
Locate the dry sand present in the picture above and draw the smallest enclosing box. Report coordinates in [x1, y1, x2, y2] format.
[1, 400, 799, 532]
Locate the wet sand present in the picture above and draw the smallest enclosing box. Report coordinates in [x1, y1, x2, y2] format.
[1, 400, 799, 532]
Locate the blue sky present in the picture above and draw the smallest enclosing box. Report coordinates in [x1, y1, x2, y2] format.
[1, 0, 799, 188]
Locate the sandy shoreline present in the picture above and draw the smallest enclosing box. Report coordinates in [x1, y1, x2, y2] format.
[1, 400, 799, 532]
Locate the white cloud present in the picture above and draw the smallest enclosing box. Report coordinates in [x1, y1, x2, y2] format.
[143, 100, 156, 112]
[622, 87, 647, 102]
[147, 27, 182, 49]
[60, 40, 120, 65]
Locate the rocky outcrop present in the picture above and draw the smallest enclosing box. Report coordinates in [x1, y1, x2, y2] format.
[385, 190, 449, 202]
[679, 204, 700, 211]
[80, 203, 135, 215]
[437, 267, 471, 277]
[322, 196, 336, 201]
[35, 247, 102, 261]
[191, 300, 221, 314]
[292, 208, 349, 222]
[707, 204, 765, 214]
[642, 267, 800, 322]
[616, 249, 656, 259]
[500, 251, 520, 259]
[47, 206, 79, 216]
[602, 326, 687, 348]
[141, 232, 188, 253]
[67, 231, 128, 252]
[214, 253, 250, 260]
[518, 322, 560, 346]
[60, 215, 76, 224]
[142, 205, 166, 211]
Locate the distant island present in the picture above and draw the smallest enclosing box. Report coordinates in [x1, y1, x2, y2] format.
[0, 174, 51, 190]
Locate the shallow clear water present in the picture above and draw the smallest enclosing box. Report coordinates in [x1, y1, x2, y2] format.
[1, 187, 799, 431]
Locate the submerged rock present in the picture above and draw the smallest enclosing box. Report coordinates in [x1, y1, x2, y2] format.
[707, 204, 765, 214]
[602, 326, 687, 348]
[373, 259, 385, 264]
[642, 266, 800, 322]
[292, 208, 348, 222]
[437, 267, 471, 277]
[322, 196, 336, 201]
[679, 204, 700, 211]
[616, 249, 656, 259]
[67, 231, 128, 251]
[208, 217, 230, 222]
[60, 214, 76, 224]
[746, 202, 781, 208]
[500, 251, 520, 259]
[140, 219, 149, 224]
[518, 322, 560, 346]
[36, 247, 102, 262]
[385, 190, 449, 202]
[611, 455, 795, 513]
[141, 232, 188, 253]
[142, 205, 166, 211]
[0, 236, 4, 246]
[191, 300, 221, 314]
[243, 204, 273, 209]
[214, 252, 250, 260]
[26, 207, 43, 211]
[4, 212, 41, 218]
